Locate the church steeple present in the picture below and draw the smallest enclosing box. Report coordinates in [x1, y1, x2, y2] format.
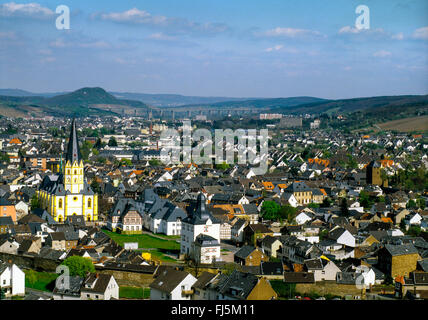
[66, 118, 82, 165]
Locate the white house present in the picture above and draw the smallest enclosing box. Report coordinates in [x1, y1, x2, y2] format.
[295, 211, 314, 225]
[0, 263, 25, 297]
[150, 269, 197, 300]
[180, 193, 221, 263]
[80, 273, 119, 300]
[329, 227, 356, 248]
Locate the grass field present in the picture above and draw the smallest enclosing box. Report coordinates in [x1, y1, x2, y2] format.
[119, 286, 150, 299]
[102, 230, 180, 251]
[25, 270, 58, 292]
[376, 115, 428, 132]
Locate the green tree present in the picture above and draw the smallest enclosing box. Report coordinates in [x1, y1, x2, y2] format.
[407, 225, 421, 237]
[80, 141, 93, 160]
[30, 194, 41, 209]
[278, 204, 298, 223]
[319, 229, 329, 241]
[261, 201, 281, 220]
[406, 199, 417, 209]
[26, 269, 38, 286]
[149, 159, 162, 166]
[340, 198, 349, 216]
[61, 256, 95, 278]
[90, 180, 101, 194]
[108, 137, 118, 147]
[119, 158, 132, 166]
[215, 162, 230, 171]
[321, 197, 333, 208]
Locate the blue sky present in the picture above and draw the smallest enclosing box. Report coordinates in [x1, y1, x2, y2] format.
[0, 0, 427, 99]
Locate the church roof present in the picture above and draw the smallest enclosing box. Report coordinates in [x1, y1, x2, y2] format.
[66, 118, 82, 164]
[182, 193, 220, 225]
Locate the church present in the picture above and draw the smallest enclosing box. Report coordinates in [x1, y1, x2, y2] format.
[180, 193, 221, 264]
[37, 119, 98, 223]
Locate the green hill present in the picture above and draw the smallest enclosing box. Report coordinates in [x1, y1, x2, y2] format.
[43, 87, 147, 108]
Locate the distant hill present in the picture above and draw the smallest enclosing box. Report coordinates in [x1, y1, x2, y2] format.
[177, 96, 329, 110]
[0, 87, 149, 118]
[111, 92, 259, 107]
[43, 87, 147, 108]
[272, 95, 428, 114]
[0, 89, 37, 97]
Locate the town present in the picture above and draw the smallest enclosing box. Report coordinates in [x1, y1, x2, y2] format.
[0, 110, 426, 301]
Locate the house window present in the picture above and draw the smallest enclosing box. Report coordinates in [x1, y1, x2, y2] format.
[59, 199, 63, 209]
[73, 197, 78, 201]
[87, 294, 90, 298]
[88, 198, 92, 208]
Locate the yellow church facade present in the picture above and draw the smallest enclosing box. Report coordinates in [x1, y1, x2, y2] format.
[37, 119, 98, 223]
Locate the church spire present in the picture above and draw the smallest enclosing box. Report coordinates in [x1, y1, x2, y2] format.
[65, 118, 82, 165]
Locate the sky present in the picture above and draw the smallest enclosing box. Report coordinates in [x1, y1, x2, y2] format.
[0, 0, 427, 99]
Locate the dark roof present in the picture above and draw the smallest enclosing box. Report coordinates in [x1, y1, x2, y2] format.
[234, 245, 257, 260]
[149, 269, 192, 293]
[192, 272, 218, 290]
[183, 193, 220, 225]
[215, 270, 259, 299]
[0, 216, 13, 226]
[53, 275, 84, 296]
[82, 273, 114, 294]
[195, 234, 219, 247]
[65, 118, 82, 164]
[283, 272, 315, 283]
[384, 244, 419, 256]
[260, 262, 284, 275]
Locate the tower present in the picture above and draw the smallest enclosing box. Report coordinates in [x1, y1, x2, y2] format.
[64, 119, 84, 194]
[366, 160, 382, 186]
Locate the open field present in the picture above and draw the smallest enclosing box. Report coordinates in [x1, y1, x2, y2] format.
[376, 115, 428, 132]
[24, 270, 58, 292]
[102, 230, 180, 251]
[119, 286, 150, 299]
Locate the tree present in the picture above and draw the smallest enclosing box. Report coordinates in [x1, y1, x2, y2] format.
[215, 162, 230, 171]
[149, 159, 162, 166]
[108, 137, 118, 147]
[340, 198, 349, 216]
[407, 225, 421, 237]
[80, 141, 93, 160]
[319, 229, 329, 241]
[261, 201, 281, 220]
[0, 287, 5, 300]
[30, 194, 41, 209]
[321, 197, 333, 208]
[26, 269, 38, 286]
[90, 180, 101, 194]
[406, 199, 417, 209]
[308, 203, 320, 209]
[119, 158, 132, 166]
[61, 256, 95, 278]
[278, 205, 298, 223]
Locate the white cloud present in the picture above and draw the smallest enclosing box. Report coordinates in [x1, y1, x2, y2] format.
[49, 38, 110, 49]
[373, 50, 391, 57]
[392, 32, 404, 40]
[413, 26, 428, 40]
[0, 2, 54, 18]
[96, 7, 229, 35]
[148, 32, 178, 41]
[258, 27, 323, 38]
[265, 45, 283, 52]
[339, 26, 386, 35]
